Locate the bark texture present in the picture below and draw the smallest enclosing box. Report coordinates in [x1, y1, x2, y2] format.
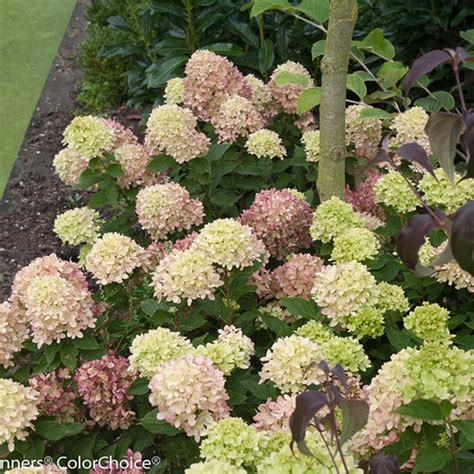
[317, 0, 358, 201]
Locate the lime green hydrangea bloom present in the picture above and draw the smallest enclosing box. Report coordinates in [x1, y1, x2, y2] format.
[296, 320, 334, 344]
[374, 171, 419, 214]
[310, 197, 364, 243]
[418, 169, 474, 214]
[245, 129, 286, 159]
[404, 302, 452, 343]
[376, 282, 410, 314]
[331, 227, 380, 263]
[54, 207, 102, 246]
[185, 460, 246, 474]
[347, 305, 385, 339]
[320, 336, 371, 373]
[200, 418, 263, 468]
[301, 130, 320, 163]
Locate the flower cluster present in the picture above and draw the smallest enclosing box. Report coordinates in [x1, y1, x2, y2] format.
[149, 354, 230, 440]
[164, 77, 185, 105]
[345, 105, 382, 160]
[211, 95, 264, 143]
[115, 143, 153, 189]
[347, 305, 385, 339]
[331, 227, 380, 263]
[296, 320, 334, 343]
[54, 207, 102, 246]
[53, 148, 89, 186]
[129, 328, 193, 378]
[29, 368, 78, 420]
[259, 334, 324, 393]
[418, 168, 474, 214]
[75, 352, 136, 430]
[145, 104, 210, 163]
[404, 302, 451, 342]
[0, 378, 38, 451]
[90, 449, 144, 474]
[253, 395, 295, 432]
[184, 50, 250, 121]
[191, 218, 265, 270]
[186, 460, 246, 474]
[390, 106, 431, 154]
[302, 130, 320, 162]
[310, 197, 364, 243]
[257, 301, 299, 328]
[374, 170, 419, 214]
[136, 183, 204, 240]
[241, 188, 313, 259]
[376, 282, 410, 314]
[0, 300, 28, 368]
[152, 248, 223, 304]
[200, 417, 263, 468]
[85, 233, 145, 285]
[245, 74, 276, 123]
[345, 170, 385, 219]
[320, 336, 371, 373]
[245, 129, 286, 159]
[195, 325, 254, 375]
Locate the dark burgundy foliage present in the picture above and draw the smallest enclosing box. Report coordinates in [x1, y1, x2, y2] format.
[451, 201, 474, 275]
[369, 452, 400, 474]
[395, 143, 435, 176]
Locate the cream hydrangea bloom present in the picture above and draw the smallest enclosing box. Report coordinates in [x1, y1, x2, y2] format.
[164, 77, 185, 105]
[0, 300, 28, 368]
[53, 147, 89, 186]
[191, 218, 265, 270]
[259, 334, 325, 393]
[390, 106, 431, 154]
[54, 207, 102, 246]
[245, 129, 286, 159]
[0, 379, 38, 451]
[152, 248, 223, 304]
[301, 129, 320, 162]
[331, 227, 380, 263]
[345, 105, 382, 160]
[186, 460, 246, 474]
[245, 74, 276, 122]
[129, 328, 193, 378]
[85, 233, 145, 285]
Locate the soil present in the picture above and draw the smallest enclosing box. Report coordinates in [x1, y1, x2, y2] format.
[0, 0, 142, 300]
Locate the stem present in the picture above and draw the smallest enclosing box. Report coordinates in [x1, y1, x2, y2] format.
[330, 412, 350, 474]
[258, 15, 265, 45]
[448, 420, 459, 474]
[223, 271, 233, 324]
[185, 0, 198, 52]
[317, 0, 358, 201]
[127, 0, 155, 62]
[453, 64, 467, 113]
[315, 424, 341, 474]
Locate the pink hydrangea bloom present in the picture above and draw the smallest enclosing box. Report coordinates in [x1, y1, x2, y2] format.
[136, 183, 204, 240]
[89, 449, 143, 474]
[251, 268, 275, 300]
[75, 352, 136, 430]
[29, 368, 79, 420]
[240, 189, 313, 259]
[0, 299, 29, 368]
[253, 395, 296, 432]
[149, 354, 230, 441]
[345, 171, 385, 219]
[115, 143, 151, 189]
[184, 50, 250, 121]
[144, 232, 197, 269]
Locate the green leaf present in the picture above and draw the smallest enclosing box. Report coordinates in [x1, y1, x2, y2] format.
[128, 377, 150, 396]
[311, 39, 326, 59]
[414, 444, 450, 473]
[240, 379, 276, 400]
[347, 73, 367, 99]
[274, 71, 309, 87]
[386, 328, 419, 351]
[358, 107, 393, 120]
[140, 409, 180, 435]
[105, 163, 124, 177]
[146, 56, 188, 88]
[210, 191, 240, 207]
[60, 343, 79, 372]
[377, 61, 409, 88]
[415, 91, 456, 112]
[297, 87, 321, 114]
[340, 399, 370, 444]
[360, 28, 395, 60]
[203, 42, 242, 56]
[396, 399, 446, 421]
[453, 420, 474, 443]
[260, 313, 292, 336]
[259, 39, 274, 74]
[280, 297, 319, 319]
[207, 143, 231, 162]
[73, 335, 100, 351]
[35, 421, 84, 441]
[141, 298, 161, 316]
[296, 0, 329, 22]
[461, 29, 474, 45]
[147, 154, 175, 172]
[250, 0, 290, 17]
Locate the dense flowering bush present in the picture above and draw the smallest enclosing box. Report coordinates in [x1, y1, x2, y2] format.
[2, 47, 473, 473]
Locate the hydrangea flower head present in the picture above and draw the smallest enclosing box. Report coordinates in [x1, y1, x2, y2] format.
[302, 130, 320, 162]
[129, 328, 193, 378]
[257, 301, 299, 329]
[259, 334, 325, 393]
[253, 395, 295, 432]
[136, 183, 204, 240]
[345, 105, 382, 160]
[347, 305, 385, 339]
[164, 77, 185, 105]
[152, 248, 223, 305]
[374, 171, 419, 214]
[331, 227, 380, 263]
[186, 460, 246, 474]
[53, 148, 89, 186]
[86, 233, 145, 285]
[200, 417, 263, 468]
[75, 352, 136, 430]
[0, 378, 38, 451]
[211, 95, 264, 143]
[145, 104, 210, 163]
[345, 170, 385, 219]
[90, 449, 143, 474]
[310, 196, 364, 243]
[195, 325, 254, 375]
[390, 106, 431, 154]
[0, 300, 28, 368]
[376, 282, 410, 314]
[184, 50, 250, 121]
[149, 354, 230, 440]
[191, 218, 265, 270]
[115, 143, 151, 189]
[54, 207, 102, 246]
[245, 74, 276, 123]
[404, 302, 451, 343]
[240, 188, 313, 259]
[296, 320, 334, 344]
[245, 129, 286, 159]
[320, 336, 371, 373]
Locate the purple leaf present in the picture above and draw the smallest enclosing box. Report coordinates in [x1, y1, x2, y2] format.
[395, 143, 435, 176]
[463, 110, 474, 179]
[425, 112, 465, 184]
[330, 364, 348, 390]
[397, 214, 438, 270]
[404, 49, 452, 93]
[289, 391, 328, 448]
[339, 399, 370, 445]
[451, 201, 474, 275]
[369, 452, 400, 474]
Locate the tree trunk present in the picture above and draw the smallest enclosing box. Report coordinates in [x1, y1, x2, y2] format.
[317, 0, 358, 201]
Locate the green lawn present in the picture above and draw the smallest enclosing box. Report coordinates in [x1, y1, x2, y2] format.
[0, 0, 76, 195]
